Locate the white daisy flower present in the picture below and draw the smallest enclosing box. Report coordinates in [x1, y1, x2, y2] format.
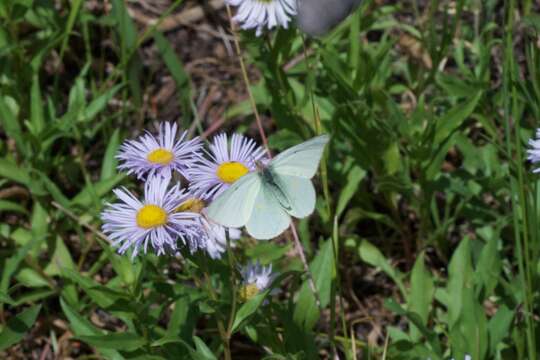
[528, 129, 540, 173]
[101, 176, 202, 258]
[175, 195, 241, 259]
[187, 133, 267, 199]
[239, 261, 275, 302]
[117, 122, 202, 180]
[227, 0, 297, 36]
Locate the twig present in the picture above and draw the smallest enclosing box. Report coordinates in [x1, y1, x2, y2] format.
[290, 223, 321, 309]
[127, 0, 225, 32]
[225, 5, 270, 156]
[51, 202, 112, 245]
[226, 6, 322, 309]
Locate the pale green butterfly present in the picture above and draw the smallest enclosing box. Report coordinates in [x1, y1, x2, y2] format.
[207, 135, 330, 240]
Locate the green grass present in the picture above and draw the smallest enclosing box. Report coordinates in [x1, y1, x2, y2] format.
[1, 0, 540, 359]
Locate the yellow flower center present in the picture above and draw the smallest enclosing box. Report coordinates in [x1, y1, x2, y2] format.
[147, 148, 174, 165]
[176, 198, 206, 214]
[136, 205, 168, 229]
[216, 162, 249, 184]
[239, 283, 260, 302]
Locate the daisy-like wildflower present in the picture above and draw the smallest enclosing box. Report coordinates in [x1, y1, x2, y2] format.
[117, 122, 202, 180]
[528, 129, 540, 173]
[101, 176, 203, 258]
[187, 133, 267, 199]
[239, 261, 275, 302]
[201, 209, 242, 259]
[226, 0, 297, 36]
[175, 194, 241, 259]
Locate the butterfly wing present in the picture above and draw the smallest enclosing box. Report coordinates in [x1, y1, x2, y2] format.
[245, 181, 291, 240]
[272, 173, 316, 218]
[297, 0, 362, 37]
[270, 135, 329, 179]
[207, 172, 261, 228]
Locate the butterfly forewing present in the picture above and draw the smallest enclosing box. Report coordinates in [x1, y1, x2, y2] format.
[270, 135, 329, 179]
[207, 172, 261, 228]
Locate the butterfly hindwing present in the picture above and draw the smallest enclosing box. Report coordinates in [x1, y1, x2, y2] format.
[270, 135, 329, 179]
[273, 173, 316, 218]
[245, 182, 291, 240]
[207, 172, 261, 228]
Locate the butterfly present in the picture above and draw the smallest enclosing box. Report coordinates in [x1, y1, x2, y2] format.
[207, 135, 330, 240]
[296, 0, 362, 37]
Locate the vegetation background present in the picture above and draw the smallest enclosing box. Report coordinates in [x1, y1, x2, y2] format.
[1, 0, 540, 358]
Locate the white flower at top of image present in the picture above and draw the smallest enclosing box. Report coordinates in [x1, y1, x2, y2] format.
[226, 0, 297, 36]
[187, 133, 267, 199]
[117, 122, 202, 180]
[174, 193, 241, 259]
[239, 261, 276, 302]
[527, 129, 540, 173]
[101, 176, 202, 258]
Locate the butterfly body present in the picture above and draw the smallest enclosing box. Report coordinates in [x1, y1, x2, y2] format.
[207, 135, 330, 240]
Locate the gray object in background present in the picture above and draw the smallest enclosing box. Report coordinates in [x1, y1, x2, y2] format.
[296, 0, 362, 36]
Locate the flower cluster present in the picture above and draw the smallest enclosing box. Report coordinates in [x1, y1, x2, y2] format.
[101, 122, 268, 259]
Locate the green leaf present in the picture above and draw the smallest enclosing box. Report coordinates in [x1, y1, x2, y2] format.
[0, 291, 15, 305]
[0, 200, 28, 215]
[30, 74, 45, 136]
[77, 333, 146, 352]
[100, 129, 120, 180]
[336, 165, 366, 219]
[433, 92, 482, 146]
[358, 240, 406, 295]
[233, 271, 299, 333]
[82, 84, 123, 122]
[192, 336, 217, 360]
[61, 268, 128, 309]
[154, 32, 193, 117]
[0, 158, 30, 186]
[61, 298, 107, 336]
[408, 252, 434, 341]
[0, 305, 41, 351]
[447, 237, 472, 328]
[43, 236, 76, 276]
[71, 173, 125, 208]
[293, 240, 334, 330]
[0, 97, 27, 156]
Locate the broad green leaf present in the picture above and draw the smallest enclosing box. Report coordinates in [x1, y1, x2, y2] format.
[192, 336, 217, 360]
[0, 305, 41, 351]
[43, 236, 76, 276]
[82, 84, 123, 122]
[433, 92, 482, 146]
[0, 158, 30, 186]
[358, 240, 406, 296]
[447, 237, 472, 328]
[77, 333, 146, 352]
[71, 173, 125, 208]
[154, 32, 193, 117]
[408, 252, 434, 341]
[233, 271, 299, 333]
[0, 291, 14, 305]
[0, 97, 27, 156]
[61, 268, 127, 309]
[100, 128, 120, 180]
[30, 74, 45, 135]
[336, 165, 365, 219]
[0, 200, 28, 214]
[293, 240, 334, 330]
